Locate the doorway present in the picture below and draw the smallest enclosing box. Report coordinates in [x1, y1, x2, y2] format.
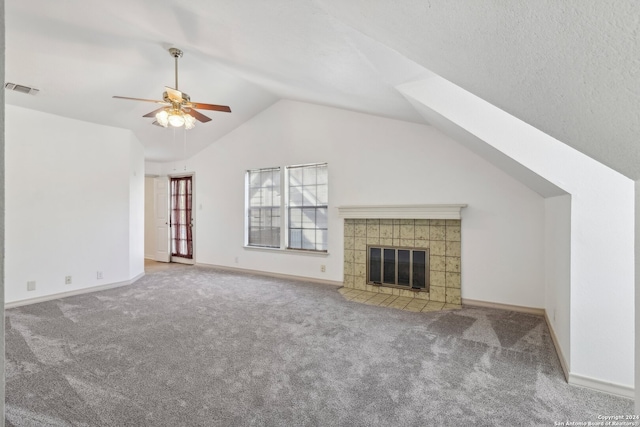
[170, 175, 195, 264]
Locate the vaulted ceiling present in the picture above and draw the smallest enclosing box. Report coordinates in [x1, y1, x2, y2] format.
[6, 1, 639, 179]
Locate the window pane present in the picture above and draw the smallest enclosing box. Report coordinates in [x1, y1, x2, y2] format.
[316, 166, 328, 184]
[383, 249, 395, 284]
[247, 168, 281, 248]
[398, 250, 410, 286]
[286, 163, 328, 251]
[412, 251, 426, 289]
[369, 247, 381, 283]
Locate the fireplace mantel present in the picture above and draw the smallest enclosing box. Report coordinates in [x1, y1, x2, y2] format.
[337, 204, 467, 220]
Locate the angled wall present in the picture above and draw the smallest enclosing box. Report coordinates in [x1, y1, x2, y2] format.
[398, 76, 634, 396]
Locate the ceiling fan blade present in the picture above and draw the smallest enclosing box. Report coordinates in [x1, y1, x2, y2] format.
[187, 109, 212, 123]
[165, 87, 183, 103]
[143, 107, 168, 118]
[113, 95, 167, 104]
[189, 102, 231, 113]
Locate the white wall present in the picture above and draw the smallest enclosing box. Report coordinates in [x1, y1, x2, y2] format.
[399, 76, 635, 393]
[545, 195, 572, 371]
[177, 100, 546, 308]
[144, 176, 156, 259]
[5, 105, 145, 303]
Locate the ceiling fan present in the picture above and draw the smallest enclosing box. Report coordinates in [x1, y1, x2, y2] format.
[113, 47, 231, 130]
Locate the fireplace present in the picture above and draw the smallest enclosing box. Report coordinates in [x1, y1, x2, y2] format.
[338, 205, 465, 305]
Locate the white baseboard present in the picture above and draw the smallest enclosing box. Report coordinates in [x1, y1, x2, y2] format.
[544, 311, 569, 382]
[462, 298, 545, 316]
[568, 373, 634, 399]
[195, 262, 343, 287]
[5, 272, 145, 309]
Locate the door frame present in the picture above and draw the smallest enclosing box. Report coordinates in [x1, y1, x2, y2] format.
[169, 173, 196, 265]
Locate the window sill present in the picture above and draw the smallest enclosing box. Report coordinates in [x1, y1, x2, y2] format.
[243, 245, 330, 257]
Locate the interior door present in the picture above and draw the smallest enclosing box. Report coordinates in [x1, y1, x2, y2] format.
[170, 176, 195, 264]
[154, 177, 170, 262]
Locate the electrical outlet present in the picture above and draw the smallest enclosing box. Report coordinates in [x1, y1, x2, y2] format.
[97, 271, 103, 280]
[27, 281, 36, 291]
[320, 265, 326, 273]
[65, 276, 72, 285]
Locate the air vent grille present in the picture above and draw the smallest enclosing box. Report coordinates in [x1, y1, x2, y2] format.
[5, 82, 39, 95]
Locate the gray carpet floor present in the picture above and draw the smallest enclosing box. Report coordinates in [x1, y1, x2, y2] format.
[5, 266, 635, 426]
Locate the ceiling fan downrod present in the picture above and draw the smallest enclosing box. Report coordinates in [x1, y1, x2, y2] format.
[169, 47, 183, 90]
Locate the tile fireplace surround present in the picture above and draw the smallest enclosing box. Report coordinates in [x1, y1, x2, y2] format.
[339, 205, 466, 305]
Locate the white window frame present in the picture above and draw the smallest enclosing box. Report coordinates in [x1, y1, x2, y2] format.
[244, 162, 329, 254]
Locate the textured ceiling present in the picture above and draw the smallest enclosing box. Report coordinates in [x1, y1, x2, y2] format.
[5, 0, 639, 179]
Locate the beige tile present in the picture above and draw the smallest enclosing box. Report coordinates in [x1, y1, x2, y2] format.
[354, 250, 366, 264]
[415, 225, 429, 240]
[445, 241, 461, 257]
[354, 281, 367, 291]
[344, 222, 355, 237]
[446, 220, 461, 226]
[430, 220, 446, 226]
[431, 255, 446, 272]
[446, 272, 461, 289]
[355, 224, 367, 237]
[430, 225, 446, 241]
[354, 237, 367, 251]
[344, 237, 355, 250]
[445, 257, 461, 273]
[400, 219, 413, 226]
[393, 219, 401, 225]
[430, 241, 446, 256]
[344, 262, 354, 276]
[414, 239, 430, 249]
[393, 224, 401, 239]
[354, 263, 366, 278]
[392, 238, 401, 247]
[415, 219, 428, 226]
[443, 303, 462, 310]
[380, 238, 393, 246]
[367, 294, 389, 306]
[380, 219, 394, 225]
[344, 275, 355, 287]
[338, 287, 350, 295]
[422, 301, 445, 312]
[391, 288, 401, 296]
[399, 239, 415, 248]
[400, 224, 415, 239]
[414, 291, 430, 300]
[367, 236, 380, 245]
[445, 288, 461, 305]
[399, 289, 415, 298]
[406, 299, 427, 309]
[388, 297, 412, 309]
[446, 226, 461, 242]
[430, 286, 446, 302]
[352, 292, 376, 303]
[378, 286, 393, 295]
[380, 224, 393, 239]
[366, 222, 380, 238]
[344, 249, 354, 263]
[378, 295, 398, 307]
[354, 219, 366, 225]
[404, 305, 425, 312]
[430, 271, 446, 287]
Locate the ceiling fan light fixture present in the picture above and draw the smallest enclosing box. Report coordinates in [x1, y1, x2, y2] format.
[168, 111, 186, 128]
[155, 110, 169, 127]
[184, 113, 196, 130]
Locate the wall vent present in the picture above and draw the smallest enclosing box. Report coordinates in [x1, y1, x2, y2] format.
[5, 82, 39, 95]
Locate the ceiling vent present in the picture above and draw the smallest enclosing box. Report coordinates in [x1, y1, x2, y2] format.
[5, 82, 39, 95]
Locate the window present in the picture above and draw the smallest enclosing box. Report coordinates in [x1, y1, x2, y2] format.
[246, 167, 281, 248]
[245, 163, 328, 252]
[286, 163, 328, 252]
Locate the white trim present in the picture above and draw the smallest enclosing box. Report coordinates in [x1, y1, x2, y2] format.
[243, 245, 330, 257]
[568, 373, 634, 399]
[544, 311, 569, 382]
[337, 204, 467, 219]
[462, 298, 544, 316]
[196, 262, 342, 287]
[5, 272, 145, 309]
